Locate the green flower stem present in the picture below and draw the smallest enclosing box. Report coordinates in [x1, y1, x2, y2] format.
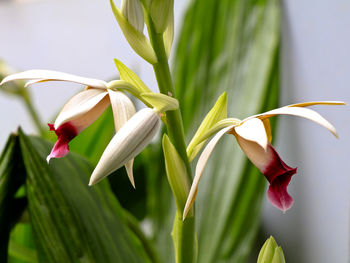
[172, 211, 196, 263]
[145, 14, 196, 263]
[145, 15, 190, 179]
[22, 91, 46, 137]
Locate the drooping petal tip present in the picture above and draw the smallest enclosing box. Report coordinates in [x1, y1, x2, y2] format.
[262, 146, 297, 212]
[47, 122, 78, 162]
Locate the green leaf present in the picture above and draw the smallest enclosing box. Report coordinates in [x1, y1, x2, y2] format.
[8, 239, 37, 263]
[173, 0, 280, 262]
[0, 134, 28, 262]
[9, 223, 37, 263]
[18, 129, 154, 263]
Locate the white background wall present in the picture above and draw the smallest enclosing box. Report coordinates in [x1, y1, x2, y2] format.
[0, 0, 349, 262]
[262, 1, 350, 262]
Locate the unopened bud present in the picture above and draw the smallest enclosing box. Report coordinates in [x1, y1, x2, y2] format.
[257, 236, 286, 263]
[110, 0, 157, 64]
[121, 0, 145, 33]
[89, 108, 161, 186]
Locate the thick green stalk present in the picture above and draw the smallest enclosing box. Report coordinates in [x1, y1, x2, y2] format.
[145, 14, 196, 263]
[172, 211, 196, 263]
[145, 15, 191, 179]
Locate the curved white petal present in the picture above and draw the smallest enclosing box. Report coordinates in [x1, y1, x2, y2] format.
[286, 101, 345, 108]
[54, 89, 109, 130]
[183, 125, 234, 220]
[234, 130, 274, 173]
[234, 118, 268, 151]
[1, 70, 107, 89]
[108, 89, 136, 132]
[24, 79, 46, 87]
[125, 160, 135, 188]
[89, 108, 161, 186]
[246, 106, 339, 137]
[108, 89, 137, 187]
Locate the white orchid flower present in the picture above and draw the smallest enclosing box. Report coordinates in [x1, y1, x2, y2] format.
[1, 70, 137, 186]
[183, 101, 345, 219]
[89, 107, 161, 186]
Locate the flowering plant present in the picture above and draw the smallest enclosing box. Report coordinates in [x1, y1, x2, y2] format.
[0, 0, 346, 262]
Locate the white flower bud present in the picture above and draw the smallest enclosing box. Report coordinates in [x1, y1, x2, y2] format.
[121, 0, 145, 33]
[89, 108, 161, 186]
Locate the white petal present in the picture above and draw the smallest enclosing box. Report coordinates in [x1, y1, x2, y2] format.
[89, 108, 161, 186]
[246, 106, 339, 137]
[24, 79, 46, 87]
[125, 160, 135, 188]
[234, 118, 268, 151]
[108, 89, 137, 187]
[286, 101, 345, 108]
[1, 70, 107, 89]
[107, 89, 136, 132]
[234, 131, 273, 173]
[54, 89, 109, 130]
[183, 125, 234, 220]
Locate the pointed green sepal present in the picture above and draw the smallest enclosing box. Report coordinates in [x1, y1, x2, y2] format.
[110, 0, 157, 64]
[187, 92, 228, 162]
[197, 117, 241, 144]
[108, 80, 141, 97]
[141, 92, 179, 112]
[114, 59, 151, 93]
[162, 134, 190, 212]
[107, 79, 152, 107]
[257, 236, 286, 263]
[148, 0, 174, 33]
[272, 247, 286, 263]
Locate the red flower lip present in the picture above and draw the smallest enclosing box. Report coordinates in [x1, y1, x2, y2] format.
[263, 145, 297, 212]
[46, 122, 78, 162]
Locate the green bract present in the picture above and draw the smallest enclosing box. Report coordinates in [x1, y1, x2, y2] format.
[141, 92, 179, 112]
[114, 59, 151, 93]
[162, 134, 190, 212]
[186, 92, 228, 162]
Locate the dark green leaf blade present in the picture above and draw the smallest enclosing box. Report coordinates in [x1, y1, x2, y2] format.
[18, 129, 152, 263]
[0, 134, 28, 262]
